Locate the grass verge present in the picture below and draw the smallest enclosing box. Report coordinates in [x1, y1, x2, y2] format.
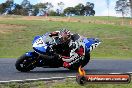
[0, 78, 132, 88]
[0, 16, 132, 59]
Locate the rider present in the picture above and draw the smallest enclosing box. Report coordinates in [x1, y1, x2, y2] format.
[49, 28, 85, 68]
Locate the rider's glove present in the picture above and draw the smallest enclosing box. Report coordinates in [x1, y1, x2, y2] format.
[61, 56, 71, 68]
[63, 62, 70, 68]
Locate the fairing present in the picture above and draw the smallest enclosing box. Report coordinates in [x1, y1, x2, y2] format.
[32, 36, 47, 54]
[83, 38, 101, 52]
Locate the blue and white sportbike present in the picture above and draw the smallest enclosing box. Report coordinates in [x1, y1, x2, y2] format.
[15, 33, 101, 72]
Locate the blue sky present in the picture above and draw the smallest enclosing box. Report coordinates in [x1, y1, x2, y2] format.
[0, 0, 125, 16]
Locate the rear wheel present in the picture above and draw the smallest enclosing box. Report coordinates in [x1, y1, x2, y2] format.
[15, 54, 35, 72]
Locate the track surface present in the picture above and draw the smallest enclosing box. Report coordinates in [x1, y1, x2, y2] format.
[0, 58, 132, 81]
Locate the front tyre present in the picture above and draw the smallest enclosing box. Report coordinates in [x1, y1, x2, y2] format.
[15, 54, 35, 72]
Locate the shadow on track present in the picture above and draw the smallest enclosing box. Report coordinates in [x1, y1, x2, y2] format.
[26, 70, 77, 73]
[16, 68, 118, 74]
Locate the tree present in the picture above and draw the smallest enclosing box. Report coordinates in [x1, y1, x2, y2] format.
[129, 0, 132, 17]
[45, 2, 53, 15]
[63, 2, 95, 16]
[115, 0, 130, 17]
[0, 0, 14, 14]
[84, 2, 95, 16]
[33, 3, 47, 9]
[49, 10, 57, 16]
[6, 0, 14, 6]
[58, 2, 65, 14]
[0, 3, 7, 13]
[32, 2, 53, 16]
[45, 2, 53, 10]
[21, 0, 32, 16]
[74, 3, 85, 15]
[21, 0, 32, 9]
[64, 7, 76, 15]
[11, 4, 28, 15]
[32, 7, 39, 16]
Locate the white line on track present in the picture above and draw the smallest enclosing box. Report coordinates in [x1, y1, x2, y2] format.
[0, 77, 65, 83]
[0, 72, 132, 83]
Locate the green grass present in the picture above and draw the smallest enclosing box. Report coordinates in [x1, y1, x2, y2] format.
[0, 16, 132, 59]
[73, 16, 132, 21]
[72, 16, 132, 26]
[0, 78, 132, 88]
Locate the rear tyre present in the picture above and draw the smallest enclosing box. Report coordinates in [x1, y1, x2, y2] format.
[15, 54, 35, 72]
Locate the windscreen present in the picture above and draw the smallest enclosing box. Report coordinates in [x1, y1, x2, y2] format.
[42, 32, 56, 45]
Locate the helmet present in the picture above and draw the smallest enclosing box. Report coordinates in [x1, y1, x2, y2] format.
[58, 28, 71, 44]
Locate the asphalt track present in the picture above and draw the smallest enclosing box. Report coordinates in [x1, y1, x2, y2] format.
[0, 58, 132, 82]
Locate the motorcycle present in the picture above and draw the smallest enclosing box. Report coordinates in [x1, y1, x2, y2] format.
[15, 32, 101, 72]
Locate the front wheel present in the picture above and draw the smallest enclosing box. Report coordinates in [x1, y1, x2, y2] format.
[15, 54, 35, 72]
